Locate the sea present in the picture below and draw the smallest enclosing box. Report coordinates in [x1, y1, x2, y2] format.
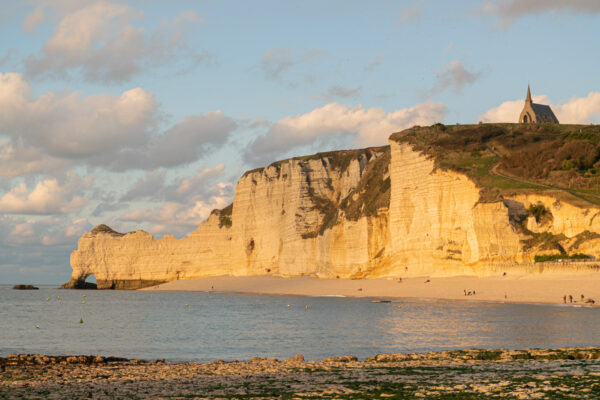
[1, 285, 599, 362]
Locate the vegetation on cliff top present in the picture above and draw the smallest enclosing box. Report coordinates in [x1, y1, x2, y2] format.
[90, 224, 125, 237]
[211, 203, 233, 228]
[243, 147, 386, 178]
[390, 123, 600, 205]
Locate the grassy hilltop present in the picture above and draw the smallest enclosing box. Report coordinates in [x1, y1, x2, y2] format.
[391, 123, 600, 205]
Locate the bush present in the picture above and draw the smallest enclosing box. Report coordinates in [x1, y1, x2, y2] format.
[527, 204, 547, 223]
[534, 253, 591, 263]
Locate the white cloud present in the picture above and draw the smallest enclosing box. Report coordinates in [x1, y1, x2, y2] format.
[480, 0, 600, 27]
[0, 72, 156, 160]
[0, 73, 237, 176]
[116, 163, 232, 236]
[245, 101, 447, 164]
[429, 61, 482, 96]
[479, 92, 600, 123]
[0, 175, 89, 215]
[4, 215, 92, 246]
[397, 1, 423, 26]
[24, 1, 203, 83]
[175, 164, 227, 198]
[120, 182, 233, 236]
[120, 163, 227, 202]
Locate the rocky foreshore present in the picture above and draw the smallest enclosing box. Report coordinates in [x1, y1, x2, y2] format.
[2, 348, 600, 399]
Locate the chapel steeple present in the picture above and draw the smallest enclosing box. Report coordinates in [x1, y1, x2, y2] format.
[518, 85, 559, 124]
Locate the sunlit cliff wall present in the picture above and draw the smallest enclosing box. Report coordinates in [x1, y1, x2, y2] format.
[65, 148, 391, 289]
[65, 127, 600, 289]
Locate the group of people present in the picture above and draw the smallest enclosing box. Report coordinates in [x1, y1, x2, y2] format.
[463, 289, 476, 296]
[563, 294, 596, 304]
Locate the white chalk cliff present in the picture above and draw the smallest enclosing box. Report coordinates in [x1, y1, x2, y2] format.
[64, 126, 600, 289]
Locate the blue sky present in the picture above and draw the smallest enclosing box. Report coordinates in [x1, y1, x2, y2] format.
[1, 0, 600, 284]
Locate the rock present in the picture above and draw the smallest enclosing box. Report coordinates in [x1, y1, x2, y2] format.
[61, 279, 97, 289]
[285, 354, 305, 363]
[12, 284, 39, 290]
[322, 355, 358, 363]
[93, 356, 105, 363]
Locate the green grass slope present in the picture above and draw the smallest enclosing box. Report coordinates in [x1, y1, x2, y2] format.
[390, 123, 600, 205]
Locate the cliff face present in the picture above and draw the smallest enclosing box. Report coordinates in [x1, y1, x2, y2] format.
[66, 124, 600, 289]
[66, 148, 391, 289]
[388, 141, 522, 277]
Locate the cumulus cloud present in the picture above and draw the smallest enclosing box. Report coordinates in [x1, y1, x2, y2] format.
[0, 73, 237, 176]
[115, 163, 231, 235]
[24, 1, 203, 83]
[397, 1, 423, 26]
[111, 112, 236, 171]
[245, 101, 447, 164]
[120, 163, 226, 202]
[3, 215, 91, 247]
[480, 0, 600, 27]
[260, 48, 327, 81]
[428, 61, 482, 96]
[120, 180, 233, 236]
[0, 174, 90, 215]
[479, 92, 600, 123]
[0, 72, 157, 161]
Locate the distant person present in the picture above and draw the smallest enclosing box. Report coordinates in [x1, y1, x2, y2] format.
[504, 292, 507, 300]
[569, 295, 573, 303]
[464, 289, 467, 296]
[581, 294, 585, 301]
[563, 295, 567, 304]
[473, 290, 476, 295]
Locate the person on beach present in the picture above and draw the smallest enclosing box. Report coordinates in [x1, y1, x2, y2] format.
[569, 295, 573, 303]
[563, 295, 567, 304]
[581, 294, 585, 301]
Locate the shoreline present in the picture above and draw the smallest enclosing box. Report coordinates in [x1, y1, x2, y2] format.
[143, 274, 600, 307]
[3, 348, 600, 399]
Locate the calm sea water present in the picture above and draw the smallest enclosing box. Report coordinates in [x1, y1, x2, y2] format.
[1, 285, 599, 362]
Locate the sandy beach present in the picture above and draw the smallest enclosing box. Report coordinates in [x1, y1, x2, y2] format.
[144, 274, 600, 306]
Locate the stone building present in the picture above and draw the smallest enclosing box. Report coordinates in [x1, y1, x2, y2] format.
[518, 86, 559, 124]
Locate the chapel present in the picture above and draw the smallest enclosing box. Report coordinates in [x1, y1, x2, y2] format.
[518, 85, 559, 124]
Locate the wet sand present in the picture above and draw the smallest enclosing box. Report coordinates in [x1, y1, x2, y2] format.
[3, 348, 600, 399]
[144, 274, 600, 306]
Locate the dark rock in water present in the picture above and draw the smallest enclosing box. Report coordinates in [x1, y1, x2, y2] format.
[62, 277, 164, 290]
[61, 279, 97, 290]
[12, 285, 39, 290]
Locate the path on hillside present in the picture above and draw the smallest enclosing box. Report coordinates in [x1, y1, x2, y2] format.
[486, 145, 600, 204]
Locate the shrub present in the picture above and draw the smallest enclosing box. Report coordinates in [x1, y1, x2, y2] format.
[534, 253, 591, 263]
[527, 204, 547, 223]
